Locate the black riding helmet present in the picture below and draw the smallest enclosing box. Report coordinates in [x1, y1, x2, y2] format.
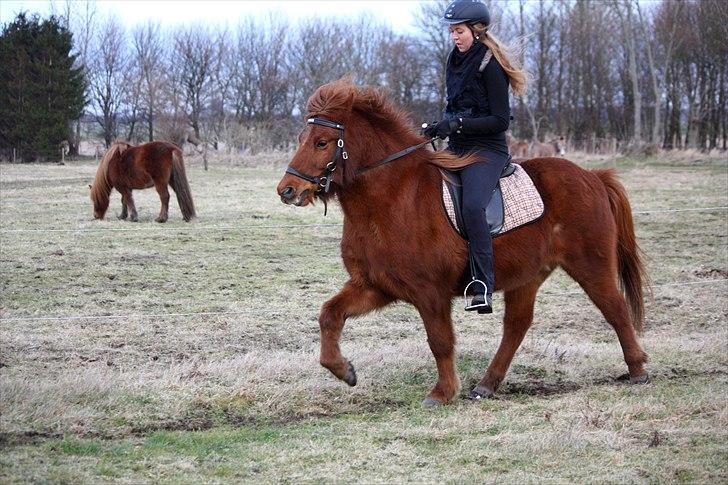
[441, 0, 490, 26]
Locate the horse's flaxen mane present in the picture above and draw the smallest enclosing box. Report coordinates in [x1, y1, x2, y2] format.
[90, 141, 131, 210]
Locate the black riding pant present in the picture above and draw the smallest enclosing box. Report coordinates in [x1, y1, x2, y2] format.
[451, 149, 510, 296]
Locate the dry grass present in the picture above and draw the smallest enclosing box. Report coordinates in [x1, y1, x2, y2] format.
[0, 150, 726, 482]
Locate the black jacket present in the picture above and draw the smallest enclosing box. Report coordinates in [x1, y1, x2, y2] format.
[445, 46, 511, 155]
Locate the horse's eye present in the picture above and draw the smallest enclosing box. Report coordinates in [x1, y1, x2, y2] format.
[315, 140, 328, 149]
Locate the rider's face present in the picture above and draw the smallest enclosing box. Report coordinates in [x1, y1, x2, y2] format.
[449, 23, 474, 52]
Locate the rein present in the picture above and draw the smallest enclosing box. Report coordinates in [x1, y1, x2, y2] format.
[285, 117, 436, 214]
[355, 138, 436, 175]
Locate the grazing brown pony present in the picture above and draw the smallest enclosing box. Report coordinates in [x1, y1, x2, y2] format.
[276, 79, 648, 407]
[90, 141, 195, 222]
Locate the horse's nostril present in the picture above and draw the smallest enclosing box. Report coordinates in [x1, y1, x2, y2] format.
[281, 186, 295, 200]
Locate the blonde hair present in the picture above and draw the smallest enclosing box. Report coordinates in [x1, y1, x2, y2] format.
[470, 23, 529, 97]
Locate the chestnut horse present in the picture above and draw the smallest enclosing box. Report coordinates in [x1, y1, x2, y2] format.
[90, 141, 195, 222]
[506, 133, 530, 158]
[531, 137, 566, 157]
[277, 79, 648, 406]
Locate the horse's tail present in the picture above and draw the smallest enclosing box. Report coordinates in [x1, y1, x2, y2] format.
[429, 150, 480, 170]
[169, 148, 196, 221]
[596, 169, 649, 334]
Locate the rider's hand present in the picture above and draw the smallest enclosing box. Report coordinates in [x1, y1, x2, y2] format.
[422, 121, 439, 138]
[433, 118, 462, 139]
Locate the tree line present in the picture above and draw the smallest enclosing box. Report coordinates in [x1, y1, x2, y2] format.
[1, 0, 726, 162]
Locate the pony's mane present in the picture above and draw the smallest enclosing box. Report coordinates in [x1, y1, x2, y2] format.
[90, 141, 130, 209]
[307, 78, 415, 139]
[307, 79, 477, 170]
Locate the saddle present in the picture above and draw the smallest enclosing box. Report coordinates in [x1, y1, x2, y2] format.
[441, 162, 544, 237]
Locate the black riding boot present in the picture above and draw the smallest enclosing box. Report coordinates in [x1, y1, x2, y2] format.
[457, 153, 509, 313]
[465, 292, 493, 313]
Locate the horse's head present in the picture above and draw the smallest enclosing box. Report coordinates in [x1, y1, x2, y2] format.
[552, 136, 566, 156]
[91, 185, 106, 219]
[277, 79, 357, 207]
[91, 142, 129, 219]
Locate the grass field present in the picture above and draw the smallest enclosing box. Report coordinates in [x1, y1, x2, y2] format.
[1, 151, 726, 483]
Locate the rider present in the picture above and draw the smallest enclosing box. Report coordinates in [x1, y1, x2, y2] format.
[424, 0, 527, 313]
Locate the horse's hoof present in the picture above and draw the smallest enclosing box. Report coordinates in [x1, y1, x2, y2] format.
[155, 218, 167, 223]
[422, 396, 444, 408]
[343, 361, 357, 387]
[467, 385, 494, 400]
[617, 372, 649, 384]
[630, 373, 650, 384]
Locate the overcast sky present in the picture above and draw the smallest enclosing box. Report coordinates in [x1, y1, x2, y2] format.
[0, 0, 427, 33]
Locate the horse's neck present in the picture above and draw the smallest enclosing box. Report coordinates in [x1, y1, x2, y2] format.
[338, 161, 438, 223]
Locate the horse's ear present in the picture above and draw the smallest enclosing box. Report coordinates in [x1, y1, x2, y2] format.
[116, 142, 130, 155]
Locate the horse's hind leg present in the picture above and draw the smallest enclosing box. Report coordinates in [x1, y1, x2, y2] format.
[119, 188, 138, 222]
[154, 181, 170, 223]
[417, 301, 460, 407]
[318, 280, 393, 386]
[564, 266, 648, 382]
[470, 278, 544, 399]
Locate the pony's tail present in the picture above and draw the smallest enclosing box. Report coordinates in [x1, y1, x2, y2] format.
[596, 169, 649, 334]
[169, 148, 196, 221]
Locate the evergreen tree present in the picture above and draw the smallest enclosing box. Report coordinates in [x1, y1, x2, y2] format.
[0, 13, 85, 162]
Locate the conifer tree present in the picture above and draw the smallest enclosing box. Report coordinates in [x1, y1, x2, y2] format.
[0, 13, 85, 162]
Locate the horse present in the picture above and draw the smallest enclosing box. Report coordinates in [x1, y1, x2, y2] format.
[531, 137, 566, 157]
[90, 140, 196, 223]
[276, 79, 648, 407]
[506, 133, 530, 158]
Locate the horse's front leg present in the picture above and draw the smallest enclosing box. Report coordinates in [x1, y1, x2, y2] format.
[118, 203, 128, 220]
[319, 280, 393, 385]
[119, 188, 138, 222]
[416, 300, 460, 407]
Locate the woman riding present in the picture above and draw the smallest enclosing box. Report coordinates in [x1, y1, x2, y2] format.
[424, 0, 527, 313]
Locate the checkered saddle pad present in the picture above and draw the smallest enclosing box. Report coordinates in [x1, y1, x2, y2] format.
[441, 163, 544, 237]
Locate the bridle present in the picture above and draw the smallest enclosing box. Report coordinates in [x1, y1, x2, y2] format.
[285, 118, 348, 195]
[285, 117, 436, 199]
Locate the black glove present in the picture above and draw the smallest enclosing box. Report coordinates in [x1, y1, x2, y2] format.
[430, 118, 463, 139]
[422, 120, 439, 138]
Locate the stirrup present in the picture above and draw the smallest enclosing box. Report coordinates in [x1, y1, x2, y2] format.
[463, 279, 488, 311]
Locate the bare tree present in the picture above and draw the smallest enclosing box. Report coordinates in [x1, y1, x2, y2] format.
[132, 21, 164, 141]
[89, 16, 128, 147]
[208, 27, 235, 148]
[635, 0, 660, 146]
[290, 19, 352, 114]
[413, 0, 451, 117]
[62, 0, 96, 155]
[173, 25, 215, 140]
[612, 0, 642, 146]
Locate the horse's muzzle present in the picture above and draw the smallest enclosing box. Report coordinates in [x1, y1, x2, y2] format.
[278, 186, 311, 206]
[279, 185, 296, 203]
